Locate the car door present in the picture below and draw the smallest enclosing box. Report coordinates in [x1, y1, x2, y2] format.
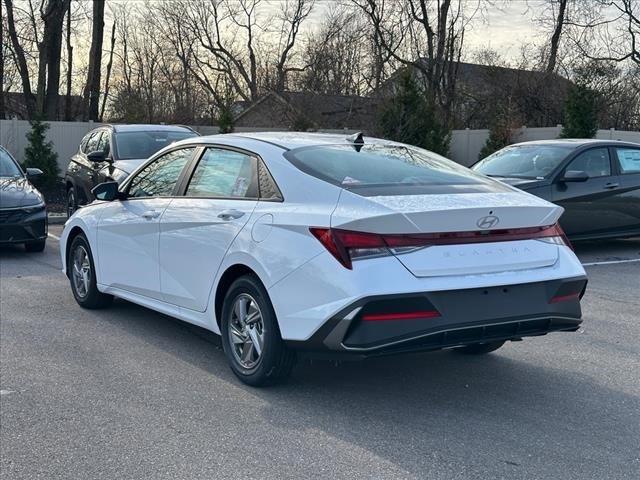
[96, 147, 196, 299]
[73, 129, 102, 205]
[611, 146, 640, 234]
[159, 147, 259, 311]
[551, 146, 623, 237]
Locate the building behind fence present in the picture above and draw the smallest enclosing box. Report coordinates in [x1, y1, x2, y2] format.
[1, 119, 639, 173]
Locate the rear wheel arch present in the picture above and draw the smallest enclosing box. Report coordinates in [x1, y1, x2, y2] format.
[214, 264, 264, 329]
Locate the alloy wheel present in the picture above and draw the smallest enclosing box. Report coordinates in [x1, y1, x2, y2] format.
[228, 293, 265, 369]
[72, 245, 91, 298]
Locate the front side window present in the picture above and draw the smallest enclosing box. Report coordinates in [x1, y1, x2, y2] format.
[186, 148, 258, 198]
[85, 131, 102, 154]
[0, 147, 22, 177]
[127, 148, 194, 198]
[474, 145, 574, 179]
[286, 144, 510, 196]
[114, 130, 197, 160]
[615, 148, 640, 174]
[96, 131, 111, 156]
[567, 148, 611, 178]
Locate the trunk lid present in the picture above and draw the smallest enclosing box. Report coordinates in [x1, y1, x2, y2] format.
[331, 190, 563, 277]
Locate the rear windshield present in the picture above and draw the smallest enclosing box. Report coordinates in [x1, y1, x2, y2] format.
[473, 145, 574, 179]
[114, 130, 197, 160]
[284, 144, 509, 196]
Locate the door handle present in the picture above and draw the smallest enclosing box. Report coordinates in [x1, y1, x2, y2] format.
[604, 182, 619, 189]
[141, 210, 161, 220]
[217, 209, 245, 220]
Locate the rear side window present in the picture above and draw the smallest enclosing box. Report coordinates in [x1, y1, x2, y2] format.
[615, 148, 640, 174]
[186, 148, 258, 198]
[284, 144, 510, 196]
[567, 148, 611, 177]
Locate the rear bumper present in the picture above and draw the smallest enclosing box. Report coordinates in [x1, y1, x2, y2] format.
[285, 276, 587, 358]
[0, 208, 47, 244]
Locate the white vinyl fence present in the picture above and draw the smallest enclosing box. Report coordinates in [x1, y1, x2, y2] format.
[1, 119, 639, 172]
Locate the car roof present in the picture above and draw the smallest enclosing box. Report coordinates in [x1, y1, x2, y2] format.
[109, 124, 196, 134]
[510, 139, 639, 149]
[193, 131, 393, 150]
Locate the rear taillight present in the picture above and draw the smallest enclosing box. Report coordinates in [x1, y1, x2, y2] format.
[310, 223, 572, 269]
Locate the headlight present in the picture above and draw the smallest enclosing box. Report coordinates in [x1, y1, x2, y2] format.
[23, 202, 46, 214]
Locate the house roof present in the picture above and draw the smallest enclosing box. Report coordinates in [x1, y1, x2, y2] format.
[2, 91, 84, 120]
[234, 91, 381, 130]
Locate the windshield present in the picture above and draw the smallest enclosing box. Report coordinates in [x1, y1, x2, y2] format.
[0, 148, 23, 177]
[284, 144, 510, 196]
[473, 145, 574, 179]
[114, 130, 197, 160]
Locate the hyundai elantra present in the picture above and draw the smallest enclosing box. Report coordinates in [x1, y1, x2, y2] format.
[60, 132, 587, 386]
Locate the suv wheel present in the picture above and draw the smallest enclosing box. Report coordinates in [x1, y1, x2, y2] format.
[220, 275, 296, 386]
[67, 187, 77, 216]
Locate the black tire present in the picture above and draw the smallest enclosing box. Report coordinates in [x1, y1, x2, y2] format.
[25, 239, 46, 252]
[67, 186, 77, 216]
[68, 234, 113, 309]
[220, 275, 296, 386]
[455, 341, 505, 355]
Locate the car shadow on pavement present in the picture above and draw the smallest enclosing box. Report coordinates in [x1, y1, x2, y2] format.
[92, 297, 639, 478]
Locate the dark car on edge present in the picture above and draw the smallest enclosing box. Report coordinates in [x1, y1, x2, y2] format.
[0, 145, 47, 252]
[472, 139, 640, 241]
[65, 124, 198, 215]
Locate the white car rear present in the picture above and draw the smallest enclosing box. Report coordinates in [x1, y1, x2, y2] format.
[60, 132, 587, 386]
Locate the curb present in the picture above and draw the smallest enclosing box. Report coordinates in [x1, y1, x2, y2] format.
[48, 214, 68, 225]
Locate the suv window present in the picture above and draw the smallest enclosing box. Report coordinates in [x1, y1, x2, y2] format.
[567, 148, 611, 178]
[96, 131, 111, 156]
[85, 131, 102, 154]
[114, 130, 197, 160]
[127, 147, 194, 198]
[615, 147, 640, 174]
[185, 148, 258, 198]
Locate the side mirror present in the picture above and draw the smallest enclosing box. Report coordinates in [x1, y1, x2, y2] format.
[561, 170, 589, 182]
[92, 181, 121, 201]
[26, 167, 43, 178]
[87, 150, 106, 163]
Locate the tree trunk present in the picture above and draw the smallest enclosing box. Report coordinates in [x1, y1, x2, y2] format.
[65, 0, 73, 120]
[99, 22, 116, 122]
[546, 0, 568, 73]
[4, 0, 37, 118]
[0, 2, 5, 119]
[83, 0, 105, 121]
[42, 0, 71, 120]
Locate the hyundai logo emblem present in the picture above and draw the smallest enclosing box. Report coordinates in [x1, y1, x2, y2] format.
[476, 215, 500, 229]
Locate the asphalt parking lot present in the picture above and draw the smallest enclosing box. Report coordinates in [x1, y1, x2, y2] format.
[1, 225, 639, 479]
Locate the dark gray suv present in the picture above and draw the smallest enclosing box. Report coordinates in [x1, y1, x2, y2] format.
[65, 124, 198, 215]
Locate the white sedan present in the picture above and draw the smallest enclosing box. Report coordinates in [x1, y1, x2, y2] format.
[60, 132, 587, 386]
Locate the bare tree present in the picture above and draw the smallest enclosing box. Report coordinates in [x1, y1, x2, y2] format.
[83, 0, 105, 120]
[353, 0, 482, 122]
[296, 6, 368, 95]
[546, 0, 569, 72]
[99, 20, 116, 122]
[3, 0, 36, 117]
[1, 1, 5, 119]
[568, 0, 639, 65]
[271, 0, 314, 92]
[64, 0, 72, 119]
